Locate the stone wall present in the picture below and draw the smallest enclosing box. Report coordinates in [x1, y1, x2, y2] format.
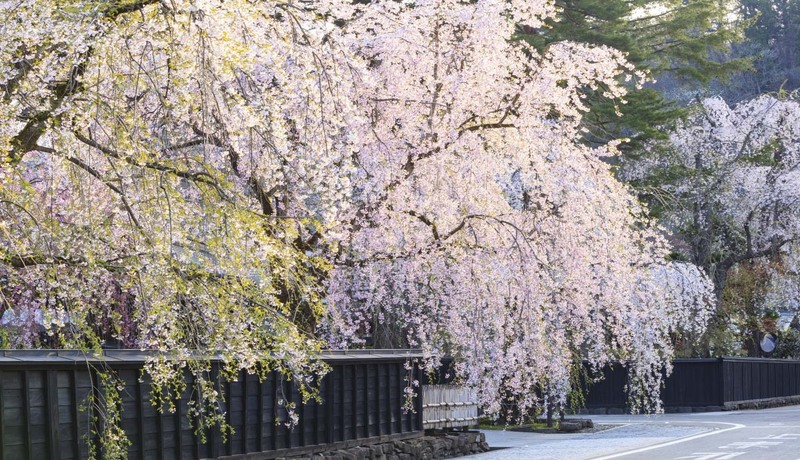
[579, 394, 800, 414]
[283, 431, 489, 460]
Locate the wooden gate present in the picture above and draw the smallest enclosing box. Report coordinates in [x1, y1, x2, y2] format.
[421, 385, 479, 429]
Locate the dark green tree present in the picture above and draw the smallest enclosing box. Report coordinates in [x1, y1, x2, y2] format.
[520, 0, 750, 148]
[738, 0, 800, 93]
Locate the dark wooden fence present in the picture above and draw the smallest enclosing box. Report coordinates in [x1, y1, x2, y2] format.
[0, 350, 424, 460]
[584, 357, 800, 412]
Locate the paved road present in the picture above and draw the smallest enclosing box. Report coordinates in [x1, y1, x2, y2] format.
[463, 405, 800, 460]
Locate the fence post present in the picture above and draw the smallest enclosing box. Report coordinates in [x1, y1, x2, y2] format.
[718, 357, 726, 406]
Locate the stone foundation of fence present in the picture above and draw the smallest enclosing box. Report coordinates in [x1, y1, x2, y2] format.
[576, 394, 800, 415]
[281, 431, 489, 460]
[721, 394, 800, 411]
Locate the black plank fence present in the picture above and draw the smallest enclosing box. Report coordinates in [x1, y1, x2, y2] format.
[0, 349, 424, 460]
[584, 357, 800, 412]
[6, 352, 800, 459]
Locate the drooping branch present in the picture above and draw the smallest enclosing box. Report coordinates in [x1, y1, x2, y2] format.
[462, 122, 516, 132]
[8, 61, 86, 164]
[73, 131, 229, 199]
[0, 250, 137, 272]
[4, 0, 162, 165]
[34, 144, 148, 232]
[191, 124, 279, 217]
[403, 210, 440, 240]
[98, 0, 161, 17]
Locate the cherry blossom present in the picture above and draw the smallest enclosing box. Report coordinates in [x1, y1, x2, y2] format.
[622, 93, 800, 292]
[325, 0, 712, 417]
[0, 1, 714, 441]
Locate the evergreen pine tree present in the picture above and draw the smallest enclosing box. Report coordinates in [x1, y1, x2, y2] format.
[520, 0, 750, 148]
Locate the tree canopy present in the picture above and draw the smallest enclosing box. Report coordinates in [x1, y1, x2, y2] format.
[621, 93, 800, 355]
[724, 0, 800, 99]
[1, 0, 716, 452]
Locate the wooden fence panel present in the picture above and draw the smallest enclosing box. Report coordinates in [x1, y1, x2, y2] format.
[723, 358, 800, 403]
[584, 357, 800, 411]
[421, 385, 479, 429]
[662, 359, 724, 407]
[0, 350, 423, 460]
[583, 364, 628, 410]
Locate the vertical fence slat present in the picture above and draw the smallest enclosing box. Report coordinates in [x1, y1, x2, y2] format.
[210, 364, 221, 458]
[415, 367, 423, 431]
[350, 365, 357, 440]
[92, 368, 103, 459]
[225, 377, 232, 456]
[23, 370, 31, 460]
[194, 372, 203, 460]
[720, 359, 727, 404]
[266, 376, 274, 452]
[796, 363, 800, 395]
[326, 371, 333, 444]
[396, 364, 401, 432]
[256, 373, 263, 454]
[46, 371, 60, 460]
[375, 364, 382, 437]
[313, 377, 321, 447]
[297, 381, 304, 449]
[70, 371, 80, 460]
[384, 365, 390, 435]
[136, 374, 146, 460]
[156, 377, 164, 460]
[365, 364, 371, 438]
[242, 371, 249, 455]
[0, 370, 4, 460]
[175, 376, 183, 460]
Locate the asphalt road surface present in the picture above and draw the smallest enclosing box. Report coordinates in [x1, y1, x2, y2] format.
[463, 405, 800, 460]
